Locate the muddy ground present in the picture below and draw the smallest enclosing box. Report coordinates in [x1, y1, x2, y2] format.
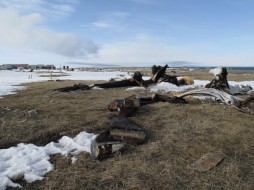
[1, 68, 254, 190]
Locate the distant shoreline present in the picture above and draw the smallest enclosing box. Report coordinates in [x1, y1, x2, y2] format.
[190, 67, 254, 70]
[76, 66, 254, 71]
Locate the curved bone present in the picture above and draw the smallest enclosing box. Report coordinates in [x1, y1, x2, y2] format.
[178, 88, 254, 114]
[178, 88, 243, 107]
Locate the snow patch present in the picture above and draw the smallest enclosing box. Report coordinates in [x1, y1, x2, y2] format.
[0, 70, 132, 97]
[126, 87, 146, 91]
[209, 67, 222, 76]
[0, 132, 97, 190]
[148, 80, 209, 92]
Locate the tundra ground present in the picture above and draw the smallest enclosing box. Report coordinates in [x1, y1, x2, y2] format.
[1, 68, 254, 190]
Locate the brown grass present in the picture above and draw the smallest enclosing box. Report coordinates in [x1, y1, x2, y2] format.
[1, 68, 254, 190]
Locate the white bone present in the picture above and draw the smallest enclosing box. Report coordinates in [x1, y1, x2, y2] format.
[178, 88, 243, 107]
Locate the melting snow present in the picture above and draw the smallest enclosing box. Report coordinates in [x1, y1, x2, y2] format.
[0, 132, 96, 190]
[0, 70, 132, 97]
[209, 67, 223, 76]
[148, 80, 209, 92]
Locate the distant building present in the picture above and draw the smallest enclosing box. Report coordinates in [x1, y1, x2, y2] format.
[15, 64, 29, 69]
[43, 65, 55, 69]
[0, 64, 55, 70]
[1, 64, 15, 70]
[62, 65, 71, 71]
[29, 65, 44, 69]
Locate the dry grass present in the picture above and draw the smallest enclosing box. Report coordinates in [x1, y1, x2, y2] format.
[1, 68, 254, 190]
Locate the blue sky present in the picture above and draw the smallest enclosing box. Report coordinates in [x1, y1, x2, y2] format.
[0, 0, 254, 67]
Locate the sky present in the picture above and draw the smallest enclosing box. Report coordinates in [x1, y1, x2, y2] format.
[0, 0, 254, 67]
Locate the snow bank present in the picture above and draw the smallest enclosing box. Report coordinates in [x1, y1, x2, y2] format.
[55, 71, 132, 81]
[148, 80, 209, 92]
[0, 85, 26, 97]
[0, 71, 43, 97]
[0, 132, 96, 190]
[0, 70, 132, 97]
[125, 87, 146, 91]
[125, 80, 209, 92]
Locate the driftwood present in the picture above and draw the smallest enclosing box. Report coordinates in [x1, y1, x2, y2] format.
[54, 83, 90, 92]
[178, 88, 254, 114]
[90, 130, 125, 160]
[93, 79, 139, 88]
[54, 65, 194, 93]
[108, 116, 148, 144]
[152, 64, 169, 82]
[155, 94, 187, 104]
[151, 64, 193, 85]
[90, 117, 148, 160]
[108, 94, 187, 117]
[205, 67, 253, 95]
[205, 67, 229, 91]
[152, 64, 180, 85]
[93, 71, 153, 88]
[54, 71, 155, 92]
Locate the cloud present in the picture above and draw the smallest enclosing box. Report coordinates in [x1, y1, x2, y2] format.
[91, 21, 112, 29]
[110, 11, 129, 18]
[83, 11, 129, 31]
[0, 0, 79, 19]
[87, 36, 196, 65]
[66, 62, 121, 67]
[0, 8, 98, 57]
[83, 34, 254, 67]
[128, 0, 160, 5]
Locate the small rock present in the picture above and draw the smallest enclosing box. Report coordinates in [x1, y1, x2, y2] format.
[25, 109, 38, 116]
[188, 152, 224, 172]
